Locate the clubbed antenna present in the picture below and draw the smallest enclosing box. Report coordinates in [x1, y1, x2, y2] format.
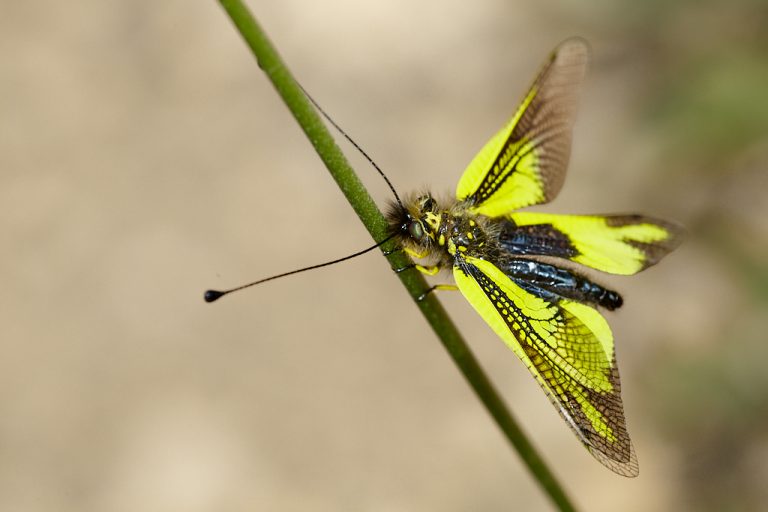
[205, 234, 395, 302]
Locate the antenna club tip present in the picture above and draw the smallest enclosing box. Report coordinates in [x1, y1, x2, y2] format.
[204, 289, 225, 303]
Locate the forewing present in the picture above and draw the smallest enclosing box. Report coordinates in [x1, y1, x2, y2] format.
[453, 255, 638, 476]
[456, 38, 589, 217]
[503, 212, 684, 275]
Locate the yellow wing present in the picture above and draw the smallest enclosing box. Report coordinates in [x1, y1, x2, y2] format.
[453, 255, 638, 476]
[502, 212, 684, 275]
[455, 38, 589, 217]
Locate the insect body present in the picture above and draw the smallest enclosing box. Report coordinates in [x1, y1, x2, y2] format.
[386, 38, 682, 477]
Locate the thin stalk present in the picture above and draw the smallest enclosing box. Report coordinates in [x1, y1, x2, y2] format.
[217, 1, 577, 510]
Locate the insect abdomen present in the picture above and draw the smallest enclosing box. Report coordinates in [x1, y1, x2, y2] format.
[497, 221, 577, 259]
[501, 259, 623, 310]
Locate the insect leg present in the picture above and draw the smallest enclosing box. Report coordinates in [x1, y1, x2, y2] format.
[417, 284, 459, 301]
[393, 263, 440, 275]
[415, 264, 440, 275]
[393, 247, 438, 273]
[404, 247, 431, 259]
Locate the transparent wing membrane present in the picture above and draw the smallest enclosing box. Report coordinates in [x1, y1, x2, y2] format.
[453, 256, 638, 476]
[456, 38, 589, 216]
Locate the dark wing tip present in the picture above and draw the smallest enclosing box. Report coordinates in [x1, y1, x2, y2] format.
[526, 37, 591, 203]
[552, 37, 591, 66]
[640, 217, 687, 271]
[590, 441, 640, 477]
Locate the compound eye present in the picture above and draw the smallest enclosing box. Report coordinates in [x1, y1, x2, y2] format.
[408, 221, 424, 241]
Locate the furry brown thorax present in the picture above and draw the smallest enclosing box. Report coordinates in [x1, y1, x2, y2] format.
[386, 194, 500, 270]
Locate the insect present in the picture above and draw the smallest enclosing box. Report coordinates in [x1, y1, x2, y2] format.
[384, 38, 682, 477]
[206, 37, 682, 477]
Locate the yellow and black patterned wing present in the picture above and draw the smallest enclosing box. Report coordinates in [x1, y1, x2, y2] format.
[456, 38, 589, 217]
[453, 255, 638, 476]
[502, 212, 684, 275]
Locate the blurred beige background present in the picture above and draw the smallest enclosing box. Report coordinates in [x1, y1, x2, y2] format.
[3, 1, 767, 511]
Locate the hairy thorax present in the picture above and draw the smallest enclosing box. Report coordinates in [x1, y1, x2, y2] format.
[386, 193, 500, 270]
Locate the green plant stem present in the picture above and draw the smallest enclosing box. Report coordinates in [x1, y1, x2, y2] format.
[217, 2, 577, 510]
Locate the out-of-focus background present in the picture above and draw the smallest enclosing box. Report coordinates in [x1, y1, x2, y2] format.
[3, 1, 767, 510]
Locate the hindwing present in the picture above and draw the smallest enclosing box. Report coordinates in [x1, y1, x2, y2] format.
[453, 255, 638, 476]
[501, 212, 684, 275]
